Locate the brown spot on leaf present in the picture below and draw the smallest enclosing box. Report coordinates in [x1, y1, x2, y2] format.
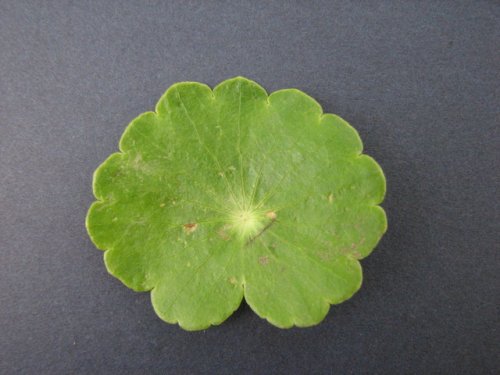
[228, 276, 238, 285]
[328, 193, 335, 203]
[183, 223, 197, 234]
[258, 256, 270, 265]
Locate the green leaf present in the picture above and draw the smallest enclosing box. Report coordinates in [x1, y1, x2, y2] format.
[86, 77, 387, 330]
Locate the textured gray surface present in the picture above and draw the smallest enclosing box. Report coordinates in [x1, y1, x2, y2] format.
[1, 1, 499, 374]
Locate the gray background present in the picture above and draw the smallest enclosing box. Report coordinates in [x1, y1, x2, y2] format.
[1, 1, 498, 374]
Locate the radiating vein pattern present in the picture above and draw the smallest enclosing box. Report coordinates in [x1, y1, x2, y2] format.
[86, 77, 387, 330]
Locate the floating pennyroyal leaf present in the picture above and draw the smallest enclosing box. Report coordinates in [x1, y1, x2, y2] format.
[86, 77, 387, 330]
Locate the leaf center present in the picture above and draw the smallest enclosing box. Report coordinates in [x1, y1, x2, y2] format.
[229, 209, 262, 240]
[226, 207, 277, 244]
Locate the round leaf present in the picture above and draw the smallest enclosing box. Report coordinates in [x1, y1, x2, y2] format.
[86, 77, 387, 330]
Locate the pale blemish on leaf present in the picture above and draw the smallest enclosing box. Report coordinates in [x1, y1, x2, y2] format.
[217, 224, 231, 241]
[266, 211, 277, 220]
[352, 251, 362, 259]
[258, 256, 270, 265]
[317, 251, 333, 262]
